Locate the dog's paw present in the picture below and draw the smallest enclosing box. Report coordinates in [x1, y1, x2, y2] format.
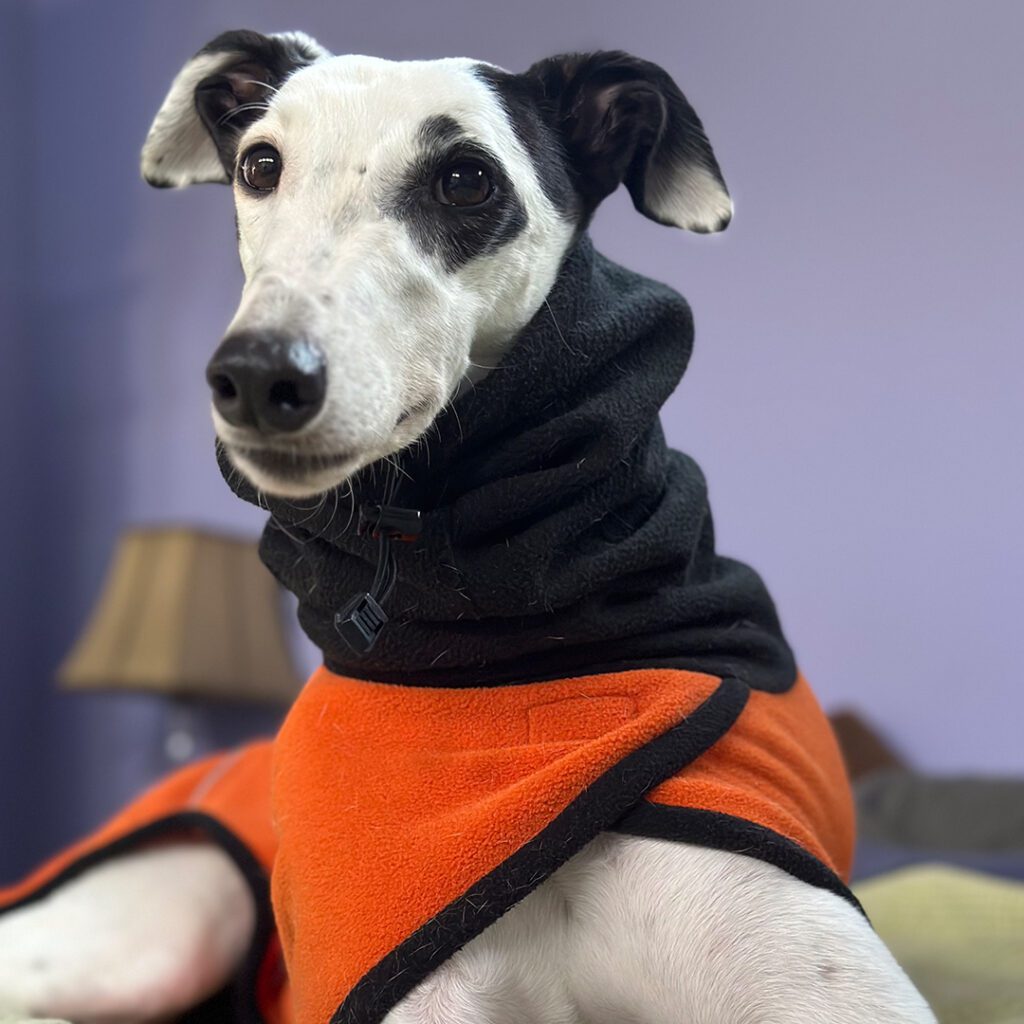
[0, 1016, 72, 1024]
[0, 842, 256, 1024]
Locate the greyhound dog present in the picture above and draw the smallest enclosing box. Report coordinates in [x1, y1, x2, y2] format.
[0, 30, 935, 1024]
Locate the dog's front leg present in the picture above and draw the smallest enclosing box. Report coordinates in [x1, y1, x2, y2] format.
[0, 843, 254, 1024]
[562, 834, 936, 1024]
[381, 879, 581, 1024]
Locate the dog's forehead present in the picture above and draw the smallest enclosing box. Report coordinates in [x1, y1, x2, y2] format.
[263, 55, 513, 154]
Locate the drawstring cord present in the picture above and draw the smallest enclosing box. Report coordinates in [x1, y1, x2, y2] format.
[333, 504, 422, 654]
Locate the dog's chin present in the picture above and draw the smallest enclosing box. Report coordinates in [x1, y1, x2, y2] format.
[225, 444, 363, 499]
[218, 404, 444, 500]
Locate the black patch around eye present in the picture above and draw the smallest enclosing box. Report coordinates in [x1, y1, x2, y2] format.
[417, 114, 466, 150]
[473, 64, 578, 221]
[381, 116, 528, 273]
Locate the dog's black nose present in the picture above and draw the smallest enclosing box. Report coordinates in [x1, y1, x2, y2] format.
[206, 331, 327, 433]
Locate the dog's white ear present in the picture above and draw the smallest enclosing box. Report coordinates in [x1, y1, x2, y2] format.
[526, 51, 732, 232]
[141, 29, 330, 188]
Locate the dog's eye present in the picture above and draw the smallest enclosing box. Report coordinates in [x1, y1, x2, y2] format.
[435, 162, 493, 207]
[239, 145, 282, 192]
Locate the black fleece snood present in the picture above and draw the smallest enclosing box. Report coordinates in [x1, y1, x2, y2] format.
[221, 235, 796, 692]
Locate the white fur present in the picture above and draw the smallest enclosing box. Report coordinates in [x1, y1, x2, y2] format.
[387, 836, 935, 1024]
[0, 35, 936, 1024]
[0, 838, 934, 1023]
[199, 54, 575, 498]
[646, 160, 734, 232]
[0, 844, 253, 1024]
[139, 46, 734, 499]
[139, 32, 330, 188]
[140, 50, 233, 186]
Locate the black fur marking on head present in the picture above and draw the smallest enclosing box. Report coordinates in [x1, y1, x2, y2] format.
[382, 115, 528, 272]
[473, 64, 578, 221]
[417, 114, 465, 150]
[480, 51, 730, 231]
[194, 30, 320, 177]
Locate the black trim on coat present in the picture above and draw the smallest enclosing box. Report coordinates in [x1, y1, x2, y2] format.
[613, 802, 864, 915]
[331, 676, 748, 1024]
[0, 811, 273, 1024]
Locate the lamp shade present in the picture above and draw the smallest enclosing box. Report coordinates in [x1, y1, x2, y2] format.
[58, 527, 303, 704]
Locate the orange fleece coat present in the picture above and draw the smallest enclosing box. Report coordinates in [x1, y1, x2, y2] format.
[0, 665, 854, 1024]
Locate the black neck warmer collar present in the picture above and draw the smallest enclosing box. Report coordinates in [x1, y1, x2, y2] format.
[222, 236, 796, 691]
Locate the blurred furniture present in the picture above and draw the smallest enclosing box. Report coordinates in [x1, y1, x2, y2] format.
[832, 708, 1024, 1020]
[58, 526, 302, 760]
[857, 864, 1024, 1023]
[829, 708, 907, 781]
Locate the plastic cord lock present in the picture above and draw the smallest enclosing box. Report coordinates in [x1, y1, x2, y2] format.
[334, 592, 389, 654]
[358, 504, 423, 542]
[333, 504, 422, 654]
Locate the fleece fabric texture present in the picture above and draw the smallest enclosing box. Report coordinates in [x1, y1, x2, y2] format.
[0, 236, 857, 1024]
[271, 665, 854, 1024]
[0, 666, 854, 1024]
[230, 234, 796, 691]
[0, 742, 285, 1024]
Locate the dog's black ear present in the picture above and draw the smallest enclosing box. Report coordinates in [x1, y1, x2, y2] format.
[141, 29, 329, 188]
[525, 51, 732, 232]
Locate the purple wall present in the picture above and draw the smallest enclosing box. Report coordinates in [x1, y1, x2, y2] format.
[2, 0, 1021, 878]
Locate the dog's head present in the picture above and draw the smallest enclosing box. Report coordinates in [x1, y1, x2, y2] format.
[142, 30, 731, 498]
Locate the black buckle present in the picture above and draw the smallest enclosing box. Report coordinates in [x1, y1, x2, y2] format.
[334, 592, 388, 654]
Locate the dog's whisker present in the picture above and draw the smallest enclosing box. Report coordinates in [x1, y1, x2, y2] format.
[280, 487, 327, 511]
[239, 78, 280, 95]
[286, 492, 328, 528]
[543, 298, 583, 359]
[340, 483, 356, 535]
[269, 513, 311, 547]
[216, 101, 271, 127]
[383, 458, 399, 506]
[384, 454, 413, 483]
[449, 403, 465, 445]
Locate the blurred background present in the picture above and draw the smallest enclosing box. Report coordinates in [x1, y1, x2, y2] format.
[1, 0, 1021, 891]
